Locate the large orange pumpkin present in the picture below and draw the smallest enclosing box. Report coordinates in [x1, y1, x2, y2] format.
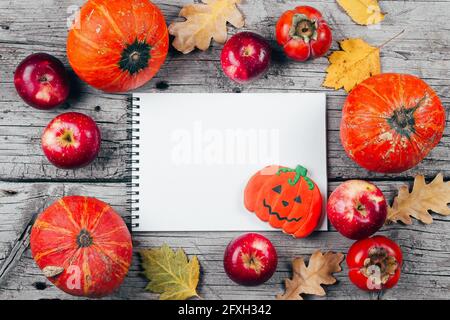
[67, 0, 169, 93]
[341, 73, 446, 173]
[244, 165, 322, 238]
[30, 196, 132, 298]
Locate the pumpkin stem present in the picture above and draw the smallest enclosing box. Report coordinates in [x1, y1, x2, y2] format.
[387, 94, 427, 138]
[77, 229, 93, 248]
[276, 165, 315, 190]
[119, 39, 151, 75]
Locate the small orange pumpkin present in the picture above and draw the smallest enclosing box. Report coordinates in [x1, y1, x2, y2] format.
[67, 0, 169, 93]
[244, 165, 322, 238]
[30, 196, 132, 297]
[341, 73, 446, 173]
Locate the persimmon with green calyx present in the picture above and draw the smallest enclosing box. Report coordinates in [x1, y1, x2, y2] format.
[30, 196, 132, 297]
[244, 165, 322, 238]
[67, 0, 168, 93]
[341, 73, 446, 173]
[276, 6, 332, 61]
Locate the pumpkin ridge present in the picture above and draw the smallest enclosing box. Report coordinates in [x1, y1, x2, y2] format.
[70, 63, 118, 72]
[90, 0, 125, 39]
[150, 30, 169, 50]
[33, 220, 73, 236]
[92, 225, 127, 239]
[143, 6, 158, 41]
[80, 197, 88, 229]
[58, 199, 81, 230]
[70, 29, 112, 52]
[89, 204, 111, 233]
[359, 82, 392, 111]
[93, 244, 130, 272]
[95, 240, 132, 249]
[129, 0, 138, 41]
[82, 249, 92, 295]
[33, 245, 72, 263]
[345, 127, 393, 155]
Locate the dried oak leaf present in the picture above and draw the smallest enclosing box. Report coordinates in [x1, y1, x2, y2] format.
[387, 173, 450, 225]
[277, 251, 344, 300]
[323, 38, 380, 92]
[168, 0, 245, 54]
[337, 0, 385, 25]
[140, 244, 200, 300]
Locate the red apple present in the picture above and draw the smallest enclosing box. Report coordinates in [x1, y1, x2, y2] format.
[327, 180, 387, 240]
[14, 53, 70, 110]
[221, 32, 271, 84]
[223, 233, 277, 286]
[41, 112, 101, 169]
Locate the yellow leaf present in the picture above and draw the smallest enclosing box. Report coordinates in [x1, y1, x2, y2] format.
[387, 173, 450, 225]
[337, 0, 385, 25]
[323, 38, 380, 92]
[277, 251, 344, 300]
[140, 244, 200, 300]
[168, 0, 245, 54]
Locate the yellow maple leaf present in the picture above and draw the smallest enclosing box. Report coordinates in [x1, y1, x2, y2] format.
[168, 0, 245, 54]
[140, 244, 200, 300]
[323, 38, 380, 92]
[337, 0, 385, 25]
[387, 174, 450, 225]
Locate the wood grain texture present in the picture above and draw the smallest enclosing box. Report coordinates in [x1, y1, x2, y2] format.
[0, 182, 448, 300]
[0, 0, 449, 300]
[0, 0, 449, 180]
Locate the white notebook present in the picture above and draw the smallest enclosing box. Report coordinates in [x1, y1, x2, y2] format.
[130, 93, 328, 232]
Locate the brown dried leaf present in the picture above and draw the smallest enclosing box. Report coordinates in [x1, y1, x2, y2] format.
[168, 0, 245, 54]
[387, 173, 450, 225]
[42, 266, 64, 278]
[277, 251, 344, 300]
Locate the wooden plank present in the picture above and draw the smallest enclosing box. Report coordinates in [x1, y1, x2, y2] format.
[0, 181, 448, 299]
[0, 0, 450, 180]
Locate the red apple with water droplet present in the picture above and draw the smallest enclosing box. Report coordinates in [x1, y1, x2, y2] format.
[14, 53, 70, 110]
[41, 112, 101, 169]
[221, 32, 271, 84]
[223, 233, 277, 286]
[327, 180, 387, 240]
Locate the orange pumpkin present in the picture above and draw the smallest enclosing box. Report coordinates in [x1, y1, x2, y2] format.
[67, 0, 169, 93]
[341, 74, 446, 173]
[244, 165, 322, 238]
[30, 196, 132, 297]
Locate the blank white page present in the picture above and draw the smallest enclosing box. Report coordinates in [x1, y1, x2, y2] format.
[132, 93, 327, 232]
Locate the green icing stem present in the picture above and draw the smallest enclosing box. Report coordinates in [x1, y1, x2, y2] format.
[276, 165, 315, 190]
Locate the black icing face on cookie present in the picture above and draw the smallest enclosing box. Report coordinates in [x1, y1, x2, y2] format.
[244, 165, 323, 238]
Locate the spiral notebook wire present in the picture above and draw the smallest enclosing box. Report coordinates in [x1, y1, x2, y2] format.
[126, 96, 140, 229]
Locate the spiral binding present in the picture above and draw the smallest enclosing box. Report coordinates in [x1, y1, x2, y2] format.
[126, 96, 140, 229]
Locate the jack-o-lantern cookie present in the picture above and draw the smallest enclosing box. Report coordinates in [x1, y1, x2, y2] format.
[244, 165, 322, 238]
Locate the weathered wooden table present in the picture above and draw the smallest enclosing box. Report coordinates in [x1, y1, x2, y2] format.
[0, 0, 449, 300]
